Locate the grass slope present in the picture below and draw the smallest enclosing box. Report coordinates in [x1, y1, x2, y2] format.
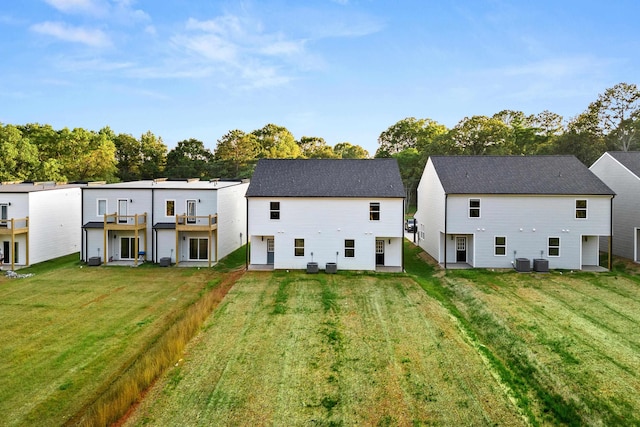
[126, 270, 524, 426]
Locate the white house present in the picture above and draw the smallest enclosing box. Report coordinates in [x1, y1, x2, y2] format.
[590, 151, 640, 262]
[0, 182, 83, 270]
[414, 156, 615, 270]
[81, 179, 249, 267]
[246, 159, 405, 272]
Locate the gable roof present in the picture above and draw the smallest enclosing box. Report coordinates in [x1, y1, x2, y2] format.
[245, 159, 405, 198]
[430, 155, 614, 195]
[607, 151, 640, 178]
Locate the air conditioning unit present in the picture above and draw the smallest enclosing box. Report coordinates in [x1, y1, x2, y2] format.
[533, 258, 549, 272]
[515, 258, 530, 272]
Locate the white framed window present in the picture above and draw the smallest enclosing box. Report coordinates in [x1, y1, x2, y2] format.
[294, 238, 304, 256]
[575, 199, 587, 219]
[117, 199, 128, 223]
[186, 199, 197, 224]
[548, 237, 560, 257]
[469, 198, 480, 218]
[97, 199, 107, 216]
[494, 236, 506, 256]
[370, 202, 380, 221]
[0, 203, 8, 227]
[345, 239, 355, 257]
[165, 200, 175, 217]
[270, 202, 280, 220]
[189, 238, 208, 260]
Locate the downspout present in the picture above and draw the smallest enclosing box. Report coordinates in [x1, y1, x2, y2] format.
[152, 188, 155, 263]
[444, 193, 448, 269]
[245, 197, 249, 270]
[609, 195, 614, 270]
[402, 197, 405, 272]
[81, 189, 85, 261]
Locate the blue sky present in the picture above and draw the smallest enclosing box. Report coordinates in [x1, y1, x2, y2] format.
[1, 1, 639, 155]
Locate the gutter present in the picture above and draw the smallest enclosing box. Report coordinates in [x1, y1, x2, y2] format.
[444, 193, 448, 269]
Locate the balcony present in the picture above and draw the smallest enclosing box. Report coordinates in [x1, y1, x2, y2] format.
[175, 214, 218, 232]
[103, 212, 147, 231]
[0, 217, 29, 235]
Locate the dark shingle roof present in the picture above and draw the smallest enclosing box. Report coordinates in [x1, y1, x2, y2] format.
[245, 159, 405, 198]
[430, 155, 614, 195]
[608, 151, 640, 178]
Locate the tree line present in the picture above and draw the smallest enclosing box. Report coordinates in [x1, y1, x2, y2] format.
[1, 83, 638, 198]
[0, 123, 369, 183]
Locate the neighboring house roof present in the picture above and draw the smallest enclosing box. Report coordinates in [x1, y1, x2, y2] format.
[82, 221, 105, 229]
[245, 159, 405, 198]
[430, 155, 615, 195]
[83, 179, 246, 190]
[0, 182, 84, 193]
[607, 151, 640, 178]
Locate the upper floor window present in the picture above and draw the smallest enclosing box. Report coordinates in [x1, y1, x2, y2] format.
[97, 199, 107, 216]
[0, 203, 7, 227]
[166, 200, 175, 217]
[469, 199, 480, 218]
[548, 237, 560, 257]
[494, 236, 506, 256]
[294, 238, 304, 256]
[369, 202, 380, 221]
[345, 239, 355, 257]
[575, 200, 587, 219]
[186, 199, 197, 224]
[270, 202, 280, 220]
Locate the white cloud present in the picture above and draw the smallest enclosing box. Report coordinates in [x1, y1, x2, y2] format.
[30, 21, 111, 47]
[43, 0, 108, 16]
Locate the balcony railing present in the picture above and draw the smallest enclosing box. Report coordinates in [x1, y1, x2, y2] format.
[175, 214, 218, 229]
[104, 212, 147, 228]
[0, 217, 29, 233]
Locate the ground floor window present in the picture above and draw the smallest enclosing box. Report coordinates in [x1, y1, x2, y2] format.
[294, 238, 304, 256]
[494, 236, 506, 256]
[548, 237, 560, 257]
[189, 238, 209, 260]
[345, 239, 355, 257]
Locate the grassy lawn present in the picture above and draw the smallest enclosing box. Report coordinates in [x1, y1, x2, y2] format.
[126, 270, 525, 426]
[0, 253, 242, 427]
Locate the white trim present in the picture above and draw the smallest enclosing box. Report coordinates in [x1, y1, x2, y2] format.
[97, 199, 107, 217]
[548, 236, 560, 257]
[494, 235, 507, 256]
[575, 199, 588, 220]
[468, 198, 481, 218]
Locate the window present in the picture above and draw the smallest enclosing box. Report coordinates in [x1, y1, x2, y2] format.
[0, 203, 7, 227]
[270, 202, 280, 220]
[369, 202, 380, 221]
[548, 237, 560, 257]
[294, 238, 304, 256]
[575, 200, 587, 219]
[97, 199, 107, 216]
[344, 239, 355, 257]
[166, 200, 175, 217]
[494, 236, 506, 256]
[469, 199, 480, 218]
[187, 199, 197, 224]
[117, 199, 128, 223]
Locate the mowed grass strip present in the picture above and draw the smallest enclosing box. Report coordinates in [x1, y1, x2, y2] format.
[126, 271, 524, 426]
[0, 255, 230, 427]
[435, 265, 640, 426]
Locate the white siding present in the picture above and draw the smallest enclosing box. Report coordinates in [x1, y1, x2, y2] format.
[28, 188, 82, 264]
[590, 153, 640, 261]
[445, 194, 611, 269]
[248, 197, 403, 270]
[415, 158, 446, 262]
[217, 182, 249, 260]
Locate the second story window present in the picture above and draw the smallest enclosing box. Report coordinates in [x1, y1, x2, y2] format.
[469, 199, 480, 218]
[270, 202, 280, 220]
[97, 199, 107, 216]
[575, 200, 587, 219]
[166, 200, 175, 217]
[186, 199, 197, 224]
[369, 202, 380, 221]
[117, 199, 128, 223]
[0, 203, 7, 227]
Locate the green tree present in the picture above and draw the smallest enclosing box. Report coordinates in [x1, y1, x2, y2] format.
[55, 127, 117, 181]
[214, 130, 259, 178]
[165, 138, 214, 178]
[376, 117, 447, 157]
[333, 142, 369, 159]
[139, 131, 167, 179]
[114, 133, 141, 181]
[449, 116, 511, 155]
[297, 136, 339, 158]
[252, 124, 301, 158]
[18, 123, 66, 181]
[0, 124, 40, 181]
[392, 148, 424, 211]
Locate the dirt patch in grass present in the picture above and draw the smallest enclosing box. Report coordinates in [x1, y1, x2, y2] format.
[125, 272, 524, 426]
